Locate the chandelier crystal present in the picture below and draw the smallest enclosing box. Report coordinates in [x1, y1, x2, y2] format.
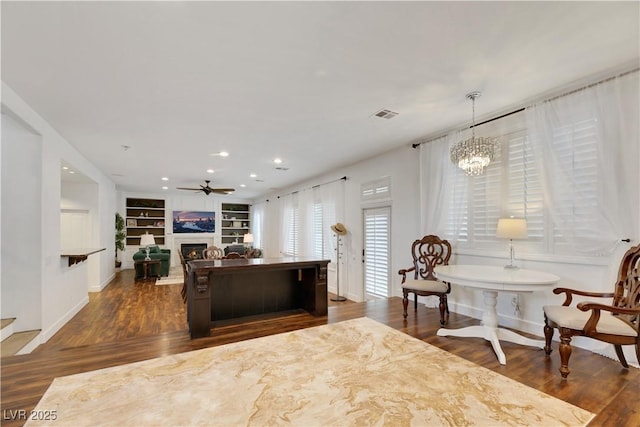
[450, 92, 497, 176]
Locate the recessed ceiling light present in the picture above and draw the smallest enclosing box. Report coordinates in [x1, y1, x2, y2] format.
[206, 169, 214, 174]
[210, 151, 229, 157]
[69, 170, 75, 174]
[240, 184, 246, 188]
[161, 177, 169, 181]
[249, 173, 257, 178]
[62, 166, 69, 170]
[273, 158, 282, 164]
[162, 186, 168, 190]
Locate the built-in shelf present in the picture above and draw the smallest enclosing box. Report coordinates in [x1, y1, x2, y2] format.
[221, 203, 251, 244]
[61, 248, 106, 267]
[126, 198, 165, 245]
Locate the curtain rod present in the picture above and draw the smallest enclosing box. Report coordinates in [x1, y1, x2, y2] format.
[412, 67, 639, 149]
[257, 176, 348, 203]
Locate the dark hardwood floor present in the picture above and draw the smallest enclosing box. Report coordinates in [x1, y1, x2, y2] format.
[1, 269, 638, 426]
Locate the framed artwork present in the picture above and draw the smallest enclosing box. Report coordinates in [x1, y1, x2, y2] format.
[127, 219, 137, 227]
[173, 211, 215, 233]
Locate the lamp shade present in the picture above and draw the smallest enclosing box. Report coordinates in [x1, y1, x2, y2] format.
[139, 233, 156, 246]
[243, 233, 254, 244]
[496, 218, 528, 239]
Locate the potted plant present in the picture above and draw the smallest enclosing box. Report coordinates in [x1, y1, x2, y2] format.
[115, 212, 126, 268]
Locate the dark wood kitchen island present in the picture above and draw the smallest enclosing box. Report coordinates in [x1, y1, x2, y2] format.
[186, 257, 329, 338]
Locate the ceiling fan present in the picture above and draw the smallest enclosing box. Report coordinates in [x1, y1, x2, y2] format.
[176, 180, 235, 195]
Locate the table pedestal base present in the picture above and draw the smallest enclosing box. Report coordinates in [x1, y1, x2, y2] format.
[437, 290, 544, 365]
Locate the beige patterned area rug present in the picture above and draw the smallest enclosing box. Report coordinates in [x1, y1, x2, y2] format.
[28, 318, 594, 426]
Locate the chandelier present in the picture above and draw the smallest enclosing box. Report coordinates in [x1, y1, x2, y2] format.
[450, 91, 497, 176]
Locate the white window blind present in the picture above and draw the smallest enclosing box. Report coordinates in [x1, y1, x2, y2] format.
[507, 133, 544, 240]
[284, 206, 299, 256]
[364, 207, 390, 298]
[362, 177, 391, 201]
[313, 202, 324, 258]
[549, 118, 599, 244]
[446, 128, 545, 247]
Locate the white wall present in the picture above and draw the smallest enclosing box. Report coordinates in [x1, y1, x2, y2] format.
[1, 82, 118, 342]
[1, 111, 43, 332]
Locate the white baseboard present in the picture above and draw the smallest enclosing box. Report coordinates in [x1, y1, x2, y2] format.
[89, 272, 116, 292]
[41, 296, 89, 343]
[16, 331, 43, 355]
[1, 322, 15, 341]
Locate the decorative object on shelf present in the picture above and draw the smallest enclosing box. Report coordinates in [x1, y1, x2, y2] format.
[126, 198, 166, 246]
[176, 179, 234, 195]
[115, 213, 125, 268]
[221, 203, 251, 244]
[450, 91, 498, 176]
[139, 233, 156, 261]
[330, 223, 348, 302]
[496, 218, 528, 269]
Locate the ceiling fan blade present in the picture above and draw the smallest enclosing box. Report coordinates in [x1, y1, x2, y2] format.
[211, 188, 235, 194]
[176, 187, 202, 191]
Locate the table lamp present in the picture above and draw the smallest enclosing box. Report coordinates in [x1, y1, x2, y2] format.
[496, 218, 527, 269]
[139, 233, 156, 261]
[243, 233, 254, 248]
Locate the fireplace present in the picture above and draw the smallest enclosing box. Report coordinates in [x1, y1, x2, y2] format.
[181, 243, 207, 260]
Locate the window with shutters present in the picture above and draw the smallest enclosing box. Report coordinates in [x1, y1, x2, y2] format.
[283, 206, 299, 256]
[447, 127, 544, 250]
[361, 177, 391, 201]
[313, 202, 324, 258]
[548, 118, 599, 248]
[445, 114, 600, 256]
[364, 207, 390, 298]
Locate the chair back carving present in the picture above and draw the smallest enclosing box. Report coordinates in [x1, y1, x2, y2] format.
[410, 235, 452, 281]
[613, 244, 640, 330]
[202, 245, 224, 260]
[224, 252, 245, 259]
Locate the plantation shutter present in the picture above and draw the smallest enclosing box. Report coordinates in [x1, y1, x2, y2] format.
[506, 132, 544, 240]
[364, 207, 390, 298]
[313, 202, 324, 258]
[549, 118, 599, 243]
[284, 206, 299, 256]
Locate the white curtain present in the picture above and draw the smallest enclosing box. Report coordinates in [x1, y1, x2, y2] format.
[280, 193, 297, 255]
[250, 202, 265, 250]
[298, 189, 315, 257]
[525, 70, 639, 254]
[419, 130, 465, 240]
[317, 180, 344, 262]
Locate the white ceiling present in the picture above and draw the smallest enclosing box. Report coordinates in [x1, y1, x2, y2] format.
[2, 1, 638, 199]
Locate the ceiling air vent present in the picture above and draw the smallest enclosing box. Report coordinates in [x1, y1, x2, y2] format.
[275, 167, 289, 171]
[372, 109, 399, 119]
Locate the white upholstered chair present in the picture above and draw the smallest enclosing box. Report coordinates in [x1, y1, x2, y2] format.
[543, 244, 640, 378]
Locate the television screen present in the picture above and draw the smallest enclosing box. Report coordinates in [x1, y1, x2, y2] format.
[173, 211, 215, 233]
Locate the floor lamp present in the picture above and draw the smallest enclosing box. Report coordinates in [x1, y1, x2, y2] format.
[330, 223, 347, 302]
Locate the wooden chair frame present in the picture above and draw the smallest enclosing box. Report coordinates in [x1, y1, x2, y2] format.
[399, 235, 452, 325]
[202, 245, 224, 260]
[544, 244, 640, 378]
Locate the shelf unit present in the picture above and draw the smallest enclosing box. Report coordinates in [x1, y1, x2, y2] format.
[125, 198, 166, 246]
[221, 203, 251, 244]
